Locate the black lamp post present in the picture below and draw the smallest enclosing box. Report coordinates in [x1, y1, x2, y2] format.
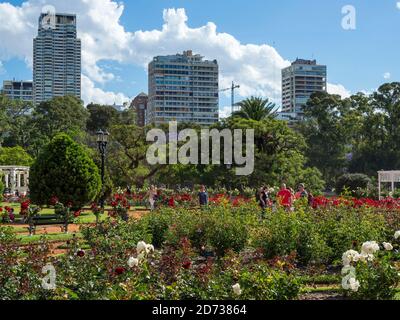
[97, 130, 109, 209]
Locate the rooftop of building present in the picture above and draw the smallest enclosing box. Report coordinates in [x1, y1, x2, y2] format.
[152, 50, 217, 65]
[292, 58, 319, 66]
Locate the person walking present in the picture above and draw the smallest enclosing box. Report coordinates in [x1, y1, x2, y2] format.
[148, 185, 157, 211]
[295, 183, 309, 200]
[198, 185, 209, 209]
[277, 183, 293, 211]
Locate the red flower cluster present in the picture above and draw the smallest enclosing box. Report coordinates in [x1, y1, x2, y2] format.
[50, 196, 59, 206]
[20, 200, 31, 216]
[311, 196, 400, 210]
[110, 193, 130, 209]
[168, 197, 176, 208]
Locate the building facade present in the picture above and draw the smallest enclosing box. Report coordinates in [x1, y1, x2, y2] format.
[0, 166, 30, 196]
[33, 13, 81, 104]
[147, 51, 219, 126]
[1, 80, 33, 102]
[131, 93, 148, 127]
[282, 59, 327, 117]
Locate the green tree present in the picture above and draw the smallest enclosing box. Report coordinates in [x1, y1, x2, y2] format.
[0, 94, 34, 148]
[299, 92, 349, 187]
[29, 133, 101, 208]
[107, 124, 165, 187]
[86, 104, 119, 133]
[29, 96, 89, 155]
[349, 83, 400, 175]
[233, 96, 277, 121]
[200, 117, 325, 190]
[0, 146, 33, 166]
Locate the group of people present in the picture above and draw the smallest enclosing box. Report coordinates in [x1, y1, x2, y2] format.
[257, 183, 312, 212]
[144, 183, 311, 212]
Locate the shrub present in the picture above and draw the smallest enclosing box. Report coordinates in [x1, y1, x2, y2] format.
[335, 174, 371, 196]
[252, 209, 331, 265]
[341, 240, 400, 300]
[239, 264, 301, 300]
[0, 146, 33, 166]
[163, 207, 249, 256]
[318, 208, 387, 263]
[29, 133, 101, 208]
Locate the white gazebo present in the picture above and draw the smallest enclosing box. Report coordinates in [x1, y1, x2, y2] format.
[378, 170, 400, 200]
[0, 166, 30, 195]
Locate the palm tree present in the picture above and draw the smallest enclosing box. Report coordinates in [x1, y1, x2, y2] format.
[232, 96, 278, 121]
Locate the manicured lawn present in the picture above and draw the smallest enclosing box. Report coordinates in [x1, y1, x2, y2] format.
[17, 232, 83, 245]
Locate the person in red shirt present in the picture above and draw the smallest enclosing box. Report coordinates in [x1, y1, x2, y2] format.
[277, 183, 293, 209]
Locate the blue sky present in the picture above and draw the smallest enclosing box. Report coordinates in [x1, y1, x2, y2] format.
[0, 0, 399, 113]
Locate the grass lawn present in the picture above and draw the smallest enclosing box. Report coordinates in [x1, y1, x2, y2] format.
[17, 232, 83, 245]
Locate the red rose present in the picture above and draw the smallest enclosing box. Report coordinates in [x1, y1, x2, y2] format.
[182, 261, 192, 270]
[76, 250, 85, 257]
[74, 210, 81, 218]
[115, 267, 125, 275]
[50, 196, 59, 206]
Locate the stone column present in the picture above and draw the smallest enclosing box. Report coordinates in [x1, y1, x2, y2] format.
[10, 169, 16, 193]
[4, 173, 9, 188]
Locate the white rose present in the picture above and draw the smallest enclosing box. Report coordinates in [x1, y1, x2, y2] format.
[383, 242, 394, 251]
[394, 231, 400, 240]
[146, 244, 155, 252]
[232, 283, 242, 296]
[361, 241, 380, 255]
[348, 278, 360, 292]
[342, 250, 360, 266]
[128, 257, 139, 268]
[137, 241, 148, 254]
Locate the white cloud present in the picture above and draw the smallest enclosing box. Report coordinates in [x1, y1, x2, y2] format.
[81, 75, 129, 105]
[383, 72, 391, 80]
[0, 2, 350, 106]
[219, 106, 233, 119]
[397, 2, 400, 10]
[327, 83, 351, 98]
[0, 60, 4, 74]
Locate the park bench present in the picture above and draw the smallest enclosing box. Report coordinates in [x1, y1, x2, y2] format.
[28, 214, 69, 236]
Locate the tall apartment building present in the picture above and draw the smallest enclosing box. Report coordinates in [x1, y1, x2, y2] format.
[33, 12, 81, 104]
[131, 93, 148, 127]
[1, 80, 33, 102]
[282, 59, 327, 117]
[147, 50, 219, 126]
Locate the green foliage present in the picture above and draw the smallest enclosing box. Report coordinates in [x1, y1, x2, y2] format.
[29, 133, 101, 208]
[253, 209, 331, 265]
[344, 253, 400, 300]
[86, 104, 119, 133]
[239, 264, 301, 300]
[0, 146, 33, 166]
[335, 173, 372, 196]
[233, 96, 277, 121]
[318, 208, 387, 263]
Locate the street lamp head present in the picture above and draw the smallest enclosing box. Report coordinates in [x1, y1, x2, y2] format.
[96, 130, 110, 143]
[96, 130, 104, 143]
[103, 131, 110, 143]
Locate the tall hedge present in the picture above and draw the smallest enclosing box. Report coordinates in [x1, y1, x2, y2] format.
[29, 133, 101, 208]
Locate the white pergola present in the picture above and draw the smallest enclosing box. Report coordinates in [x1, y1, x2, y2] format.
[0, 166, 30, 195]
[378, 170, 400, 200]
